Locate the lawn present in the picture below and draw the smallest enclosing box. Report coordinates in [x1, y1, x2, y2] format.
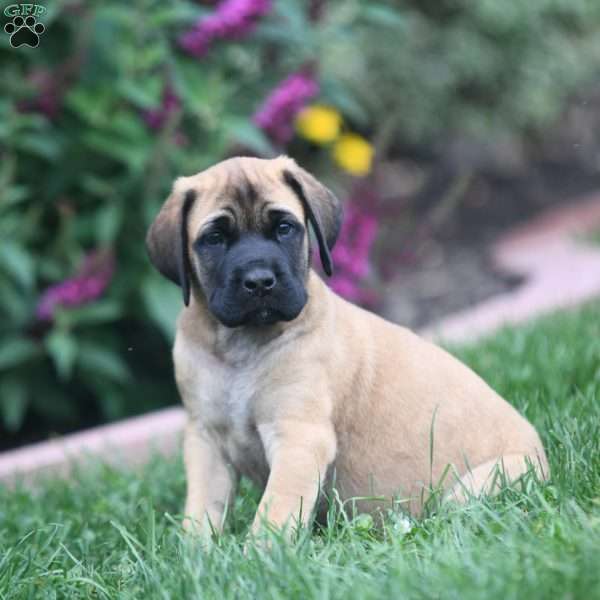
[1, 303, 599, 599]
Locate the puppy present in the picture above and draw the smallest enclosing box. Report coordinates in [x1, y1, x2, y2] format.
[146, 156, 549, 538]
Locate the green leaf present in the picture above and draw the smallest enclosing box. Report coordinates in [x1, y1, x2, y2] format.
[0, 185, 29, 207]
[0, 283, 32, 323]
[83, 131, 150, 172]
[360, 4, 406, 28]
[46, 330, 78, 380]
[105, 112, 149, 142]
[16, 133, 63, 161]
[272, 1, 308, 30]
[87, 380, 128, 420]
[78, 342, 131, 383]
[225, 117, 275, 156]
[0, 337, 40, 371]
[55, 301, 122, 328]
[117, 79, 162, 110]
[0, 377, 28, 432]
[320, 79, 370, 125]
[80, 174, 117, 199]
[0, 242, 35, 290]
[141, 275, 182, 342]
[96, 203, 123, 244]
[172, 61, 211, 110]
[147, 5, 207, 28]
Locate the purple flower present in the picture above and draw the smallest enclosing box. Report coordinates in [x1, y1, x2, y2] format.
[18, 69, 62, 119]
[327, 189, 379, 305]
[309, 0, 326, 22]
[180, 0, 272, 58]
[253, 71, 319, 144]
[142, 85, 181, 131]
[36, 250, 115, 321]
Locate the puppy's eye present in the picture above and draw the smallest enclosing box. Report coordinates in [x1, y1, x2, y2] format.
[204, 230, 225, 246]
[276, 221, 294, 237]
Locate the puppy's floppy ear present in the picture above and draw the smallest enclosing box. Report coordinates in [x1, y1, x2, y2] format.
[282, 166, 342, 276]
[146, 185, 196, 306]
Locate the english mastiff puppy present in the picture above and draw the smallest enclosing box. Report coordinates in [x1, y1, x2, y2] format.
[146, 156, 548, 539]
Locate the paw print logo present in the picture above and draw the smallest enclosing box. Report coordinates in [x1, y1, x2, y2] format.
[4, 15, 45, 48]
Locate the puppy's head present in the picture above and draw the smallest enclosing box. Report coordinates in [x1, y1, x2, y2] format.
[146, 156, 342, 328]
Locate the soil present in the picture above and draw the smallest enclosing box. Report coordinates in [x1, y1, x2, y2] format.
[376, 159, 600, 329]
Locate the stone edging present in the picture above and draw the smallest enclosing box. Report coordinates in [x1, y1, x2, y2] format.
[422, 194, 600, 343]
[0, 407, 185, 486]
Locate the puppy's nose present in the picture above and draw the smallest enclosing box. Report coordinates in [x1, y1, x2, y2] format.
[243, 268, 276, 296]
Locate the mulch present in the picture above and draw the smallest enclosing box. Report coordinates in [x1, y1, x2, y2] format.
[376, 159, 600, 329]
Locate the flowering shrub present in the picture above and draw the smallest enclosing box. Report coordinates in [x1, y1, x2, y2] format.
[331, 134, 374, 177]
[296, 105, 342, 145]
[329, 192, 379, 305]
[36, 250, 115, 321]
[141, 85, 182, 132]
[295, 105, 374, 175]
[0, 0, 378, 441]
[253, 70, 320, 144]
[179, 0, 272, 58]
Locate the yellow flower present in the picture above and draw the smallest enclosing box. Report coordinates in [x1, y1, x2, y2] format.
[332, 133, 374, 176]
[295, 105, 342, 145]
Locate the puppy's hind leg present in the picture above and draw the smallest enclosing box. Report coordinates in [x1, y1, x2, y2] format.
[446, 453, 550, 504]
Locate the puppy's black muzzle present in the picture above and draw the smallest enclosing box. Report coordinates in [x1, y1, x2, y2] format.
[208, 236, 307, 328]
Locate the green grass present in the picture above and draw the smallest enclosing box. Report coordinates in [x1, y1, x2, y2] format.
[2, 303, 600, 599]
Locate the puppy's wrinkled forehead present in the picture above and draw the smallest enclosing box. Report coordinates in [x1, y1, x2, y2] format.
[176, 156, 305, 233]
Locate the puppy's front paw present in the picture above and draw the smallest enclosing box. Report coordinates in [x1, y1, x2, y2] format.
[182, 515, 216, 549]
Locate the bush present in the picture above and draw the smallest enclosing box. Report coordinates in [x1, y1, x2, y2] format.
[0, 0, 348, 438]
[324, 0, 600, 144]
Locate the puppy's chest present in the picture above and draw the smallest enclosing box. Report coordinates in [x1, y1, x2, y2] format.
[195, 356, 269, 483]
